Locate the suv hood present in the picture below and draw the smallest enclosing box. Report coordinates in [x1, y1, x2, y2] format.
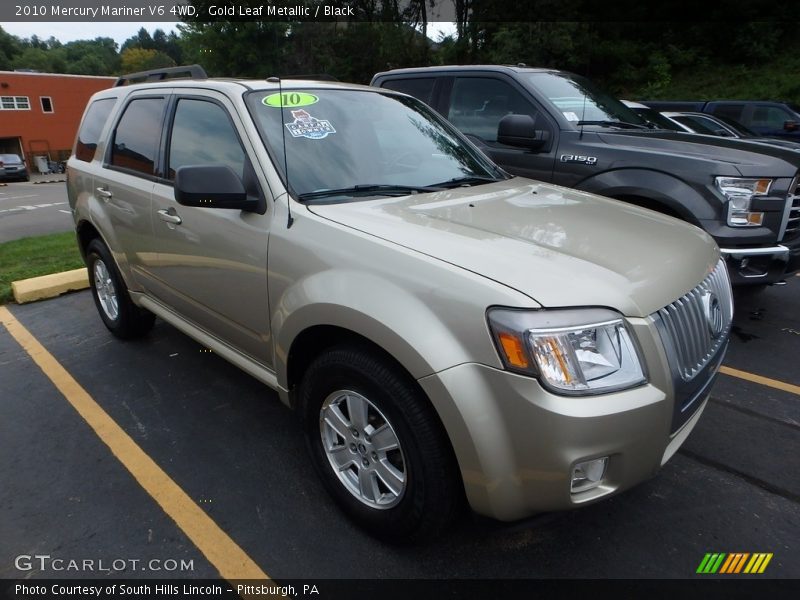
[307, 178, 718, 317]
[596, 130, 800, 177]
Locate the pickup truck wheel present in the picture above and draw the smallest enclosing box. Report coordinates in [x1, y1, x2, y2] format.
[300, 345, 461, 542]
[86, 239, 154, 339]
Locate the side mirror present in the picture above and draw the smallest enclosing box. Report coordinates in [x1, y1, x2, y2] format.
[497, 114, 547, 150]
[174, 164, 257, 211]
[784, 120, 798, 132]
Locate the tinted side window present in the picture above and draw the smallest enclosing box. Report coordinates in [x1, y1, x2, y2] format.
[447, 78, 539, 142]
[168, 99, 245, 180]
[110, 97, 167, 176]
[75, 98, 116, 162]
[710, 104, 745, 123]
[750, 105, 792, 129]
[381, 78, 436, 106]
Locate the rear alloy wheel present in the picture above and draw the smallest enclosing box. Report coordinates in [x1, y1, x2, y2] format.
[86, 238, 154, 339]
[301, 345, 462, 542]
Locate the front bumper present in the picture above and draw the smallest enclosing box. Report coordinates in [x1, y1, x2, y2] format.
[418, 316, 722, 522]
[0, 167, 28, 181]
[721, 241, 800, 283]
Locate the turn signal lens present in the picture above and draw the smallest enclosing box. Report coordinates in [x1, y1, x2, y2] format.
[498, 332, 529, 368]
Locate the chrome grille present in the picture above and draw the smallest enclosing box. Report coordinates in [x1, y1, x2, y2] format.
[653, 259, 733, 381]
[783, 181, 800, 239]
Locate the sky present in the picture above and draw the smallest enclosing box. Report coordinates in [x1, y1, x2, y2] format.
[2, 22, 182, 47]
[1, 21, 456, 48]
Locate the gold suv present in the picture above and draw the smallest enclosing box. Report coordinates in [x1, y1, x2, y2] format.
[67, 66, 732, 542]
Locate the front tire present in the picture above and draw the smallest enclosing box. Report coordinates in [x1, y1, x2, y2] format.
[86, 238, 154, 339]
[300, 345, 462, 542]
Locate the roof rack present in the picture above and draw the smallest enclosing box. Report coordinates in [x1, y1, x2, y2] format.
[280, 74, 339, 82]
[114, 64, 208, 87]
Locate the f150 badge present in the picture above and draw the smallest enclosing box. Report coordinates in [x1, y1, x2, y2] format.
[560, 154, 597, 165]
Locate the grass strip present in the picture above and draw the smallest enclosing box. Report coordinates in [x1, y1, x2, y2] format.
[0, 232, 84, 304]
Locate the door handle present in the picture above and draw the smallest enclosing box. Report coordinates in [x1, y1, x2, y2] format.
[95, 187, 112, 200]
[157, 208, 182, 225]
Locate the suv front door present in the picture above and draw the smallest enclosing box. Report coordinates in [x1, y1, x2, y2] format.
[149, 91, 273, 365]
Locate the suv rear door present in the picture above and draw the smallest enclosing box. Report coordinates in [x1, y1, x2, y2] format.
[97, 90, 171, 291]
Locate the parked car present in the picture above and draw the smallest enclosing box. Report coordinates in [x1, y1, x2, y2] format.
[641, 100, 800, 141]
[371, 66, 800, 286]
[0, 153, 30, 181]
[68, 65, 732, 541]
[621, 100, 689, 132]
[662, 111, 800, 151]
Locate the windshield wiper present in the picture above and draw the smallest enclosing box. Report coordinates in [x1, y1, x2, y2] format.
[298, 184, 442, 202]
[576, 120, 650, 130]
[432, 175, 499, 189]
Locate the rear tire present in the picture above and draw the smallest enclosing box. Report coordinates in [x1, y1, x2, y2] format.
[300, 344, 462, 542]
[86, 238, 154, 339]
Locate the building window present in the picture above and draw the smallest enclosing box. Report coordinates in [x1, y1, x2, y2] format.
[0, 96, 30, 110]
[40, 96, 53, 113]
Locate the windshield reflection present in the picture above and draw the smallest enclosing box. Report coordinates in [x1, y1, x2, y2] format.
[528, 72, 648, 127]
[246, 89, 501, 201]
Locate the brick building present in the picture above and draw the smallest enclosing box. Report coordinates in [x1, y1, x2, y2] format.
[0, 71, 115, 171]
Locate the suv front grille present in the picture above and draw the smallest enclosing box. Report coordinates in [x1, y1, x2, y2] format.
[653, 260, 733, 381]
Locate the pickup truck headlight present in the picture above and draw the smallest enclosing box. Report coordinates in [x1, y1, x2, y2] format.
[715, 177, 771, 227]
[487, 308, 646, 395]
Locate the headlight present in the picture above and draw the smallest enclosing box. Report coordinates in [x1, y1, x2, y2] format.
[487, 307, 646, 395]
[715, 177, 771, 227]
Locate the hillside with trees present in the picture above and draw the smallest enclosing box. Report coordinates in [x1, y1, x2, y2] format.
[1, 0, 798, 103]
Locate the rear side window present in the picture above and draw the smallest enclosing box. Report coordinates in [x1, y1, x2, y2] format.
[380, 78, 436, 106]
[110, 97, 167, 176]
[75, 98, 116, 162]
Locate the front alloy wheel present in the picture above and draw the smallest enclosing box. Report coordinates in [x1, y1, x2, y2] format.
[301, 344, 462, 542]
[319, 389, 406, 509]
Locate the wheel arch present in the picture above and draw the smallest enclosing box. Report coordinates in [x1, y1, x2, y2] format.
[575, 168, 717, 225]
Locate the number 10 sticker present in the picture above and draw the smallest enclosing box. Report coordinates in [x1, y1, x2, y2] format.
[263, 92, 319, 108]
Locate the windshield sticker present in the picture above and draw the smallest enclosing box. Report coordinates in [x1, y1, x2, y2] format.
[563, 111, 580, 122]
[263, 92, 319, 108]
[285, 109, 336, 140]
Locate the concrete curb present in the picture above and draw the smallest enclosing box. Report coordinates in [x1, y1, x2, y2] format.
[12, 268, 89, 304]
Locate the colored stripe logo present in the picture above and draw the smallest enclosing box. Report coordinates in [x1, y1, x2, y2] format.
[697, 553, 773, 574]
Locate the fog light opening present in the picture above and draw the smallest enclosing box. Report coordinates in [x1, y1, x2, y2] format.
[571, 457, 608, 493]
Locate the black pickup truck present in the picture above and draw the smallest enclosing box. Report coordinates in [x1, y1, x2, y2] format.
[371, 65, 800, 286]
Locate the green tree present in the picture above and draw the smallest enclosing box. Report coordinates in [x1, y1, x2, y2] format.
[0, 26, 22, 69]
[121, 47, 176, 73]
[11, 47, 53, 71]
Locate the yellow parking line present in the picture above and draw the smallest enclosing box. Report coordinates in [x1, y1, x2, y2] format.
[0, 306, 270, 582]
[720, 366, 800, 397]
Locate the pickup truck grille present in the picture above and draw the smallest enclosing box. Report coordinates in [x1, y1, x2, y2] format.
[653, 260, 733, 381]
[784, 181, 800, 240]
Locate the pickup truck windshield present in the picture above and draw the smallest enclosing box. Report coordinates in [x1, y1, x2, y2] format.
[527, 72, 649, 129]
[246, 88, 501, 201]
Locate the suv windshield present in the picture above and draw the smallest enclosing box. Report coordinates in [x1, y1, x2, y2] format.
[526, 72, 649, 129]
[246, 88, 501, 201]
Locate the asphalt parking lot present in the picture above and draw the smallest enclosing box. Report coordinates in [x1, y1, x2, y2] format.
[0, 277, 798, 594]
[0, 177, 71, 243]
